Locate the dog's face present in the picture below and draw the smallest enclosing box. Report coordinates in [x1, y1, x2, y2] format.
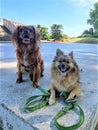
[53, 49, 76, 75]
[17, 26, 35, 44]
[12, 25, 40, 45]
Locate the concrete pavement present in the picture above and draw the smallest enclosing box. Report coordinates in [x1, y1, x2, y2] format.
[0, 42, 98, 130]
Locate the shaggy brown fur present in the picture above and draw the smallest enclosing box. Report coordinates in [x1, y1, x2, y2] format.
[49, 49, 81, 105]
[12, 25, 44, 87]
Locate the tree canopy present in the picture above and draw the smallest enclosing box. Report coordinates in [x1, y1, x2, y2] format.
[50, 24, 63, 40]
[36, 25, 50, 40]
[36, 24, 68, 40]
[87, 2, 98, 37]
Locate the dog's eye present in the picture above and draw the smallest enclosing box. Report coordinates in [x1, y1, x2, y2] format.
[29, 29, 33, 33]
[66, 60, 69, 64]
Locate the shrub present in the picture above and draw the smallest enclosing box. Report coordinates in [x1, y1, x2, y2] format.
[93, 31, 98, 38]
[81, 34, 92, 37]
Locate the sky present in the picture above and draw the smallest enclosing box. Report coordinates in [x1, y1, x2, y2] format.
[0, 0, 98, 37]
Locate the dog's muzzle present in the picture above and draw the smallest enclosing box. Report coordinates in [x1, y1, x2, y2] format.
[23, 38, 30, 44]
[22, 30, 32, 44]
[23, 34, 30, 44]
[58, 63, 70, 73]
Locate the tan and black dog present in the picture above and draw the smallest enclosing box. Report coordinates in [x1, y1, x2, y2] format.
[49, 49, 81, 105]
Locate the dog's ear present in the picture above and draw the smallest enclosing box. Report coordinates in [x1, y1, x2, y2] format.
[53, 56, 57, 62]
[53, 49, 64, 62]
[36, 31, 41, 42]
[11, 26, 20, 44]
[56, 48, 64, 56]
[69, 51, 74, 59]
[31, 26, 41, 43]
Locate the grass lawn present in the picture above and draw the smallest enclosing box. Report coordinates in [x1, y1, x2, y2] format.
[64, 37, 98, 43]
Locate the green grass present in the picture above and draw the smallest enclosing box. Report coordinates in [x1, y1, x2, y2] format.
[75, 37, 98, 43]
[64, 37, 98, 43]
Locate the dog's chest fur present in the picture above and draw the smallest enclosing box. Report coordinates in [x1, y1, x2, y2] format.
[16, 45, 40, 73]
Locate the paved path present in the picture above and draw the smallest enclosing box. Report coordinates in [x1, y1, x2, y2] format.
[0, 42, 98, 130]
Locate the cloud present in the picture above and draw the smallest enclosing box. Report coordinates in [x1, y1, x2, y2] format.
[69, 0, 98, 7]
[94, 0, 98, 2]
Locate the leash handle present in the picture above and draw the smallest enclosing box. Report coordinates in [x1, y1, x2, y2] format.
[24, 86, 49, 112]
[54, 102, 85, 130]
[24, 95, 49, 112]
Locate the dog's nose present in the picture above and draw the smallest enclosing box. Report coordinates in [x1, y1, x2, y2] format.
[24, 30, 29, 38]
[61, 64, 65, 68]
[24, 30, 29, 35]
[24, 35, 29, 38]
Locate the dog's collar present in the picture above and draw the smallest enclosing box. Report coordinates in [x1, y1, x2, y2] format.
[21, 59, 40, 72]
[21, 62, 38, 68]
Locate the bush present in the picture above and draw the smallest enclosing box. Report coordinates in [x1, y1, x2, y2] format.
[75, 37, 98, 43]
[81, 34, 92, 37]
[93, 31, 98, 38]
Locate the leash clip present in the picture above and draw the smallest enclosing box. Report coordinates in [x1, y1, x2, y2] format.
[62, 98, 78, 113]
[65, 97, 78, 104]
[62, 103, 74, 113]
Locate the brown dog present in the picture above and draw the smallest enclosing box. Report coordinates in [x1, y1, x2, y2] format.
[12, 25, 44, 87]
[49, 49, 81, 105]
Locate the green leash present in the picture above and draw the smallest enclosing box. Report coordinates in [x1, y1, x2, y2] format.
[55, 102, 85, 130]
[24, 86, 50, 112]
[24, 86, 85, 130]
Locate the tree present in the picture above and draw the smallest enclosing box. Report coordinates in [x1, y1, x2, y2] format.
[82, 28, 93, 35]
[36, 24, 41, 32]
[89, 28, 94, 35]
[83, 30, 90, 34]
[40, 27, 49, 40]
[87, 2, 98, 33]
[50, 24, 63, 40]
[36, 25, 50, 40]
[61, 34, 68, 39]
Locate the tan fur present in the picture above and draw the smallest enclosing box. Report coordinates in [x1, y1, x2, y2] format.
[12, 25, 44, 87]
[49, 49, 81, 105]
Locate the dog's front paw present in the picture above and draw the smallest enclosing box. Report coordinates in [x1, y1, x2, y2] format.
[41, 73, 44, 77]
[49, 97, 56, 105]
[16, 78, 23, 83]
[32, 82, 39, 87]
